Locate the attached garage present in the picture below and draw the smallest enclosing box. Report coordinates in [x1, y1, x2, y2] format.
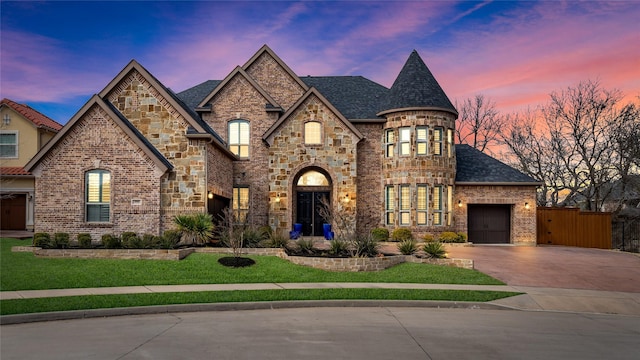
[468, 204, 511, 244]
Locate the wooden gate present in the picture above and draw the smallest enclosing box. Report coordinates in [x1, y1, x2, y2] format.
[537, 207, 612, 249]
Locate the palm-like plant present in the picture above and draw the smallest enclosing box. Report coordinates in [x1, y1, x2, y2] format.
[173, 213, 214, 245]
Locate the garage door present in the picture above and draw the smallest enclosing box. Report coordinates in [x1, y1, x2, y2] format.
[1, 194, 26, 230]
[468, 204, 511, 244]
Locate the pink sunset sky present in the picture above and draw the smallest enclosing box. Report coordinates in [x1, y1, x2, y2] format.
[1, 1, 639, 123]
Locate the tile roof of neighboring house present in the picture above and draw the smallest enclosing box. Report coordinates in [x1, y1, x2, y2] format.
[1, 98, 63, 132]
[301, 76, 389, 120]
[380, 50, 457, 116]
[455, 144, 541, 184]
[0, 167, 31, 176]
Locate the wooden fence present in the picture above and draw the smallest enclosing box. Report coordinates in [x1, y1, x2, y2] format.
[537, 207, 612, 249]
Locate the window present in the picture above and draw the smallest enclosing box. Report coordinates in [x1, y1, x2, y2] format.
[416, 127, 428, 155]
[233, 186, 249, 222]
[228, 120, 249, 158]
[385, 186, 395, 225]
[0, 131, 17, 158]
[86, 170, 110, 222]
[417, 185, 429, 225]
[384, 130, 394, 157]
[304, 121, 322, 145]
[447, 128, 453, 157]
[297, 170, 329, 186]
[447, 185, 453, 226]
[399, 185, 411, 225]
[433, 186, 443, 225]
[399, 127, 411, 156]
[433, 128, 443, 156]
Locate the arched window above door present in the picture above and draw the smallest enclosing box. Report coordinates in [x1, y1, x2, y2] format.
[297, 170, 329, 186]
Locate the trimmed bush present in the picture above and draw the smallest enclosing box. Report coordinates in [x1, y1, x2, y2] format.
[422, 233, 435, 242]
[141, 234, 157, 249]
[160, 230, 182, 249]
[77, 233, 92, 248]
[391, 228, 413, 242]
[53, 233, 70, 249]
[457, 232, 468, 242]
[397, 239, 418, 255]
[33, 233, 51, 248]
[439, 231, 465, 243]
[370, 227, 389, 242]
[423, 241, 446, 258]
[102, 234, 122, 249]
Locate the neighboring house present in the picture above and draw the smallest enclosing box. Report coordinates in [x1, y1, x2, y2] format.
[26, 45, 540, 245]
[1, 98, 63, 231]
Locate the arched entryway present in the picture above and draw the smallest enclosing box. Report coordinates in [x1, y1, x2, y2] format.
[293, 168, 332, 236]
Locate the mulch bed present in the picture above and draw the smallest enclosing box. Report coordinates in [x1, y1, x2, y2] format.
[217, 256, 256, 268]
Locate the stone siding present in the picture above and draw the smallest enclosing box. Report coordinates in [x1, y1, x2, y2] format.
[455, 185, 538, 245]
[33, 248, 194, 260]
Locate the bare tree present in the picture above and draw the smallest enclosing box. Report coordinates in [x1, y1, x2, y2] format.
[455, 94, 504, 153]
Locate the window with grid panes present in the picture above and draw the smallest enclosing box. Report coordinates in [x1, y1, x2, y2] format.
[86, 170, 110, 222]
[233, 187, 249, 222]
[417, 184, 429, 225]
[433, 186, 443, 225]
[384, 129, 394, 157]
[433, 128, 443, 155]
[304, 121, 322, 145]
[447, 185, 453, 226]
[447, 129, 453, 157]
[416, 126, 428, 155]
[399, 127, 411, 156]
[385, 186, 395, 225]
[399, 185, 411, 225]
[228, 120, 249, 158]
[0, 132, 17, 158]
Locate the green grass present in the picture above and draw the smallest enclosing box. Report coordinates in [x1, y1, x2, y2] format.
[0, 289, 521, 315]
[1, 238, 503, 291]
[0, 238, 517, 315]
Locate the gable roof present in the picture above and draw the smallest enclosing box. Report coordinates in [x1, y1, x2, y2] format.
[177, 80, 221, 110]
[378, 50, 457, 117]
[242, 44, 309, 92]
[26, 95, 173, 173]
[300, 76, 389, 121]
[455, 144, 541, 185]
[0, 98, 63, 132]
[196, 66, 281, 109]
[263, 87, 364, 146]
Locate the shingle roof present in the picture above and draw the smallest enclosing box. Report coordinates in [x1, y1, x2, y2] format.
[177, 80, 221, 110]
[455, 144, 540, 184]
[0, 167, 31, 176]
[301, 76, 388, 120]
[380, 50, 457, 116]
[1, 98, 63, 132]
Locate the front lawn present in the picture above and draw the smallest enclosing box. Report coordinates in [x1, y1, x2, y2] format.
[1, 238, 503, 291]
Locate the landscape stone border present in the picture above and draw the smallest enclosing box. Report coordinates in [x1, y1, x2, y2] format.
[12, 246, 473, 271]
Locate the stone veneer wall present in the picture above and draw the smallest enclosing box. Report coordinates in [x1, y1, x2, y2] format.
[354, 123, 384, 235]
[32, 105, 164, 239]
[382, 110, 457, 239]
[455, 185, 538, 245]
[267, 96, 359, 235]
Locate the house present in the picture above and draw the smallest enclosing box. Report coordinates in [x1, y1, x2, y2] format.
[0, 99, 63, 231]
[26, 45, 539, 245]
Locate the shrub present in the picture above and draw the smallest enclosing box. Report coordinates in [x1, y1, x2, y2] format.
[439, 231, 465, 243]
[423, 241, 446, 258]
[353, 235, 380, 257]
[296, 238, 315, 255]
[422, 233, 435, 242]
[241, 227, 264, 248]
[328, 239, 349, 256]
[391, 228, 413, 242]
[102, 234, 121, 249]
[457, 232, 468, 242]
[174, 213, 214, 246]
[33, 233, 51, 248]
[122, 232, 143, 249]
[53, 233, 70, 249]
[77, 233, 92, 248]
[141, 234, 157, 249]
[264, 232, 290, 248]
[258, 226, 273, 241]
[159, 230, 182, 249]
[397, 239, 418, 255]
[370, 227, 389, 242]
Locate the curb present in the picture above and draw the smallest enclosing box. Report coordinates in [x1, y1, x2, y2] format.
[0, 300, 512, 325]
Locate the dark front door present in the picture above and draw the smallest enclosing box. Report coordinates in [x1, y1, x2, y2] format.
[296, 191, 329, 236]
[1, 194, 26, 230]
[468, 204, 511, 244]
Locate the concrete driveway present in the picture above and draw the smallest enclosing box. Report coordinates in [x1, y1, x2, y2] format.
[446, 245, 640, 293]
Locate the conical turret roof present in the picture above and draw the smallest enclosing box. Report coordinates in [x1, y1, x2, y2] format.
[378, 50, 457, 116]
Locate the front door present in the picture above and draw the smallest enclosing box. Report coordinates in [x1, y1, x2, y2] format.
[1, 194, 26, 230]
[296, 191, 329, 236]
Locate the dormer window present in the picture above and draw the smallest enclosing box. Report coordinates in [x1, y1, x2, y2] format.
[304, 121, 322, 145]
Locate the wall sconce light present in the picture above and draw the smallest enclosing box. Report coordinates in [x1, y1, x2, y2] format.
[275, 193, 281, 203]
[458, 200, 463, 208]
[344, 194, 350, 203]
[525, 202, 530, 210]
[207, 191, 213, 199]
